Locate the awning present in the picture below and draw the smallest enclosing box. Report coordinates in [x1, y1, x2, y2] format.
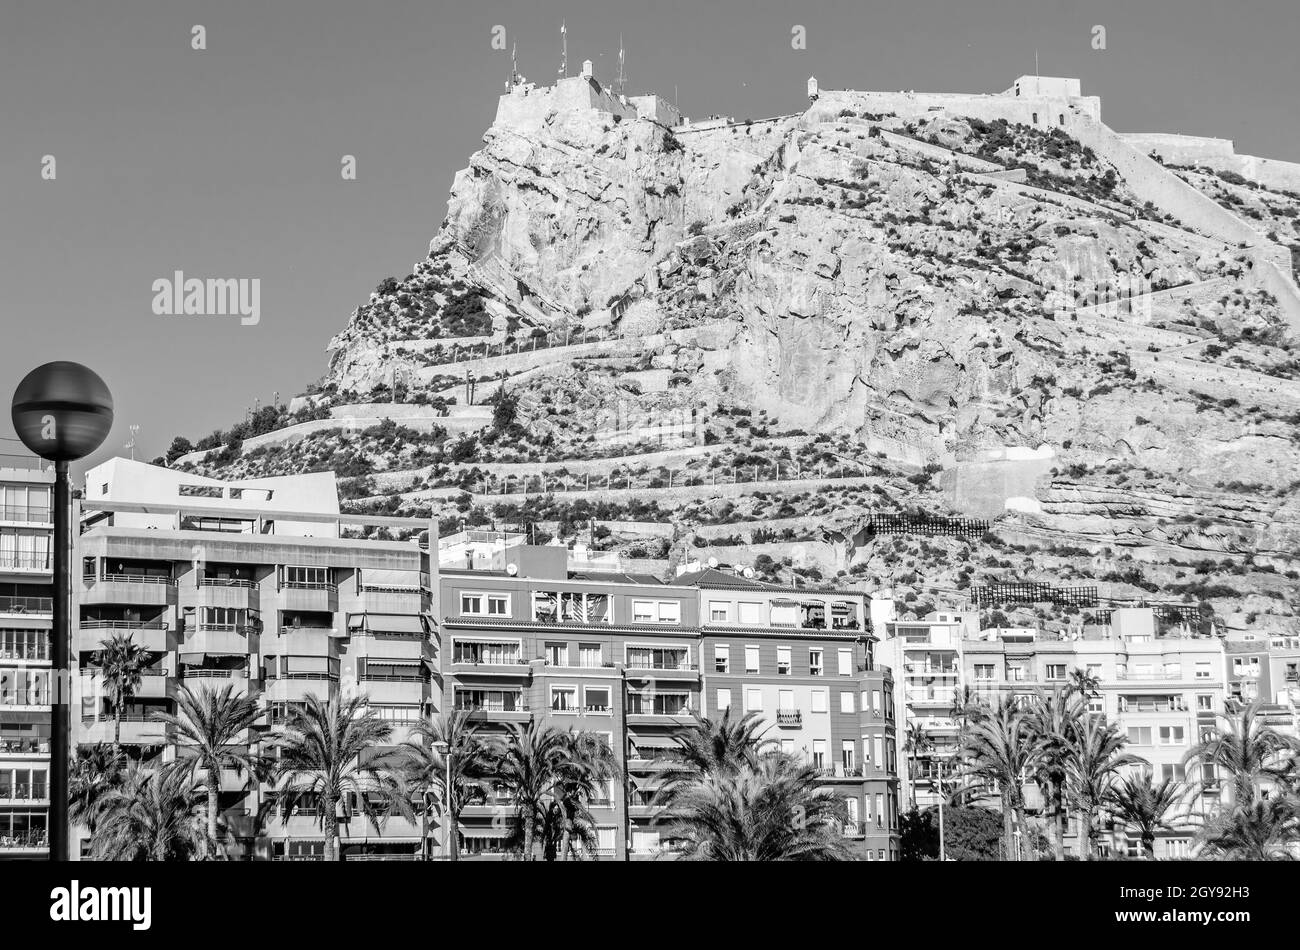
[455, 824, 512, 839]
[346, 614, 366, 630]
[360, 569, 422, 589]
[363, 614, 426, 635]
[178, 653, 206, 665]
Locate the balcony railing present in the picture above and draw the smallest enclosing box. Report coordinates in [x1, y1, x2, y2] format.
[181, 669, 247, 679]
[0, 832, 49, 851]
[195, 622, 256, 635]
[0, 739, 48, 755]
[776, 710, 803, 727]
[455, 701, 529, 714]
[279, 626, 334, 635]
[626, 660, 696, 672]
[0, 505, 52, 523]
[0, 556, 50, 572]
[200, 577, 257, 588]
[94, 572, 175, 585]
[272, 671, 340, 681]
[453, 656, 527, 666]
[0, 595, 52, 614]
[281, 581, 337, 592]
[81, 619, 167, 631]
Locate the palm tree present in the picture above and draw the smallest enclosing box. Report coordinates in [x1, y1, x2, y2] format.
[268, 693, 408, 862]
[151, 683, 262, 859]
[95, 633, 151, 752]
[960, 696, 1032, 860]
[1067, 667, 1101, 698]
[1106, 769, 1187, 859]
[661, 707, 773, 777]
[552, 730, 621, 860]
[90, 763, 210, 861]
[668, 754, 851, 860]
[388, 709, 490, 861]
[1067, 713, 1141, 859]
[69, 743, 125, 835]
[490, 720, 568, 860]
[1183, 699, 1300, 808]
[1196, 794, 1300, 860]
[1026, 688, 1085, 860]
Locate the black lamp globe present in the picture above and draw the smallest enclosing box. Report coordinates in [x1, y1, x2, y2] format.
[11, 361, 114, 462]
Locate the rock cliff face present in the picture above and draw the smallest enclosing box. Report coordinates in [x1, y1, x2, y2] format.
[184, 75, 1300, 637]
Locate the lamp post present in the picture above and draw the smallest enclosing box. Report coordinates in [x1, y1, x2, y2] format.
[11, 362, 114, 862]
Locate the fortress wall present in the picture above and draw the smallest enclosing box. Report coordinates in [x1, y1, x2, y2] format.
[468, 474, 875, 507]
[1131, 353, 1300, 408]
[1245, 255, 1300, 332]
[1063, 112, 1266, 248]
[687, 540, 843, 574]
[878, 130, 1004, 172]
[413, 333, 668, 382]
[1052, 311, 1204, 351]
[816, 90, 1094, 129]
[1124, 133, 1300, 195]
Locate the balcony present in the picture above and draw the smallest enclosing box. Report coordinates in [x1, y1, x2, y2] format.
[80, 670, 171, 700]
[79, 716, 170, 746]
[814, 764, 865, 780]
[0, 554, 50, 575]
[455, 699, 530, 723]
[0, 832, 49, 854]
[624, 662, 699, 682]
[266, 674, 339, 703]
[358, 674, 430, 706]
[82, 573, 177, 607]
[77, 620, 169, 653]
[0, 738, 49, 758]
[358, 588, 426, 615]
[184, 623, 255, 655]
[279, 582, 338, 613]
[189, 579, 260, 611]
[0, 503, 52, 526]
[776, 709, 803, 728]
[451, 655, 531, 677]
[626, 703, 693, 725]
[277, 626, 338, 656]
[179, 669, 250, 696]
[0, 595, 51, 616]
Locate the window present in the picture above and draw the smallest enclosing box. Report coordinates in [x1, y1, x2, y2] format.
[809, 648, 823, 676]
[871, 735, 883, 766]
[1087, 663, 1103, 679]
[716, 688, 732, 711]
[1045, 664, 1066, 680]
[1087, 697, 1104, 715]
[745, 688, 762, 712]
[1161, 763, 1186, 782]
[486, 594, 509, 616]
[1158, 725, 1186, 746]
[1195, 662, 1211, 680]
[841, 740, 856, 771]
[550, 687, 578, 713]
[840, 692, 855, 714]
[872, 690, 881, 711]
[544, 642, 569, 667]
[778, 689, 795, 710]
[578, 643, 602, 668]
[1164, 662, 1182, 679]
[1126, 727, 1152, 746]
[838, 648, 853, 676]
[460, 591, 506, 616]
[812, 740, 827, 769]
[1197, 694, 1213, 711]
[811, 690, 827, 713]
[714, 644, 730, 674]
[632, 601, 654, 623]
[583, 686, 611, 713]
[781, 739, 795, 755]
[777, 646, 791, 675]
[745, 645, 760, 674]
[845, 797, 859, 826]
[709, 601, 730, 623]
[596, 828, 616, 854]
[738, 602, 763, 626]
[1165, 839, 1189, 859]
[656, 601, 680, 624]
[974, 664, 994, 681]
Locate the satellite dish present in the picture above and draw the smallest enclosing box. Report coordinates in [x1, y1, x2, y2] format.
[506, 564, 518, 576]
[743, 567, 755, 578]
[707, 557, 718, 568]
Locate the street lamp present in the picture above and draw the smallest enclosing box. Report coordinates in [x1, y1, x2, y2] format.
[11, 361, 114, 862]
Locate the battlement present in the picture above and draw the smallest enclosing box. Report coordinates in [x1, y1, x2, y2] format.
[493, 59, 684, 131]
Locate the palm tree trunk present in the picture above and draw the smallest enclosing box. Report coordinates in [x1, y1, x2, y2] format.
[1081, 805, 1094, 860]
[523, 810, 534, 861]
[1052, 790, 1065, 861]
[206, 769, 220, 860]
[559, 819, 572, 861]
[1001, 788, 1015, 861]
[1142, 831, 1155, 860]
[323, 793, 338, 862]
[449, 802, 460, 862]
[420, 800, 429, 861]
[113, 703, 122, 753]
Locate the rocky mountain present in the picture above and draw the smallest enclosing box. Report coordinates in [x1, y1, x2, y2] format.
[169, 70, 1300, 638]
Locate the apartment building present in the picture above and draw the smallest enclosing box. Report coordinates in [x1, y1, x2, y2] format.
[1224, 635, 1300, 738]
[68, 458, 900, 860]
[878, 608, 979, 809]
[0, 460, 54, 860]
[681, 568, 899, 860]
[959, 607, 1228, 858]
[74, 458, 435, 860]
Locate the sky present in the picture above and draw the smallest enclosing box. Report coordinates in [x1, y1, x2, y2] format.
[2, 0, 1298, 477]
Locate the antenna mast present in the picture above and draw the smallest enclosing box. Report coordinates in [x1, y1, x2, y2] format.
[617, 33, 626, 93]
[559, 21, 567, 78]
